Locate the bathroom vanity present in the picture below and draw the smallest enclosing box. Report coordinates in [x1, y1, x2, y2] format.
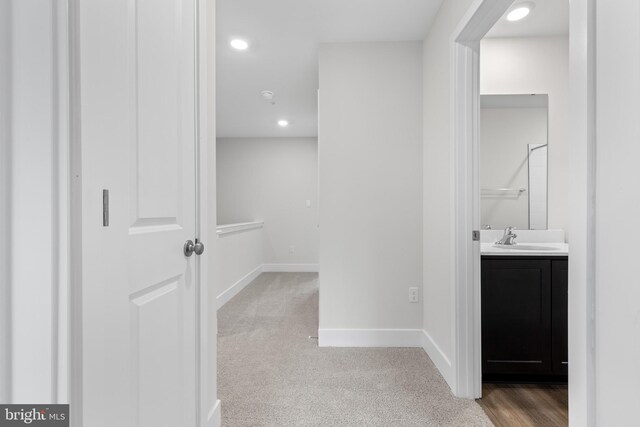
[481, 241, 568, 383]
[479, 93, 568, 383]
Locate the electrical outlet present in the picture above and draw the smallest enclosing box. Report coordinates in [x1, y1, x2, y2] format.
[289, 245, 295, 253]
[409, 287, 419, 303]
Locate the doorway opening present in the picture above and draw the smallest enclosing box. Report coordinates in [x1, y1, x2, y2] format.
[452, 0, 573, 425]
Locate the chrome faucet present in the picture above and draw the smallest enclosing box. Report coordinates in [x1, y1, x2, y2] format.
[496, 227, 517, 245]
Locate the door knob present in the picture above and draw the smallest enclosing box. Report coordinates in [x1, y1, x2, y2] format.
[184, 239, 205, 257]
[184, 240, 195, 257]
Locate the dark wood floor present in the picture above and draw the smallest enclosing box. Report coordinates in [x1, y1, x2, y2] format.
[477, 383, 568, 427]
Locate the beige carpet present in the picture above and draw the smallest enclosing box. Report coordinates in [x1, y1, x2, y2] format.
[218, 272, 493, 426]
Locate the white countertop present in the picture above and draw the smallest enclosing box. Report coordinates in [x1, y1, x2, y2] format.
[481, 242, 569, 256]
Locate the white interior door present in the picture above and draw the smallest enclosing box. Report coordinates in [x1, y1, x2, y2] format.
[77, 0, 199, 426]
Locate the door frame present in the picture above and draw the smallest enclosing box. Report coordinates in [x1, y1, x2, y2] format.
[0, 0, 71, 404]
[451, 1, 597, 425]
[450, 0, 514, 399]
[0, 0, 12, 403]
[66, 0, 213, 425]
[194, 0, 216, 425]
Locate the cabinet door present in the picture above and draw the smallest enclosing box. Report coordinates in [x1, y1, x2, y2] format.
[482, 259, 552, 376]
[552, 260, 569, 375]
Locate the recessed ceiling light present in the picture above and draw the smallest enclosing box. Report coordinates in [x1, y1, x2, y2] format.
[278, 120, 289, 127]
[507, 7, 530, 21]
[230, 39, 249, 50]
[506, 2, 535, 21]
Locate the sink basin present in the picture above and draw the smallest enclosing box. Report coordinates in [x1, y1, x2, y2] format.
[482, 241, 568, 256]
[492, 244, 559, 251]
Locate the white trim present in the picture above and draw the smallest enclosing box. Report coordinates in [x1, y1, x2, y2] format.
[2, 1, 70, 403]
[68, 0, 83, 422]
[421, 330, 454, 389]
[568, 0, 596, 425]
[216, 265, 262, 309]
[216, 221, 264, 236]
[451, 0, 516, 399]
[318, 329, 423, 348]
[0, 0, 11, 403]
[207, 400, 221, 427]
[53, 0, 70, 404]
[195, 1, 210, 425]
[262, 263, 319, 273]
[451, 38, 479, 400]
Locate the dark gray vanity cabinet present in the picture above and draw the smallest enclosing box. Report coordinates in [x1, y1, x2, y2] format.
[481, 256, 568, 382]
[551, 259, 568, 375]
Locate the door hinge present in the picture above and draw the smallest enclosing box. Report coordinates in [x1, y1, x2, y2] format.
[472, 230, 480, 241]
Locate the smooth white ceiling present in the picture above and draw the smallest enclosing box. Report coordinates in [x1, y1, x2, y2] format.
[485, 0, 569, 38]
[216, 0, 443, 138]
[217, 0, 569, 138]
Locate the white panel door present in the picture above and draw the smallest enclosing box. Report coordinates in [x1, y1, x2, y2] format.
[78, 0, 198, 426]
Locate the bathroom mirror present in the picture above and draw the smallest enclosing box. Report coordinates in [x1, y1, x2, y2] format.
[480, 94, 548, 230]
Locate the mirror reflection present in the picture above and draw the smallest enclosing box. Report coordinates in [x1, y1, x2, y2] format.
[480, 94, 548, 230]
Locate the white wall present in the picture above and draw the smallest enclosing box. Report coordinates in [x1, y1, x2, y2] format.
[480, 36, 570, 235]
[422, 0, 476, 380]
[2, 0, 65, 403]
[213, 228, 263, 307]
[217, 137, 319, 265]
[594, 0, 640, 424]
[318, 42, 423, 339]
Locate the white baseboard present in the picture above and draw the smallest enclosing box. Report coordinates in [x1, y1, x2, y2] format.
[216, 265, 262, 310]
[318, 328, 423, 347]
[421, 329, 454, 389]
[262, 263, 319, 273]
[206, 400, 221, 427]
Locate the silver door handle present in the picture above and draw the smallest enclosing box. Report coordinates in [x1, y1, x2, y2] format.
[184, 240, 195, 257]
[184, 239, 205, 257]
[194, 239, 205, 255]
